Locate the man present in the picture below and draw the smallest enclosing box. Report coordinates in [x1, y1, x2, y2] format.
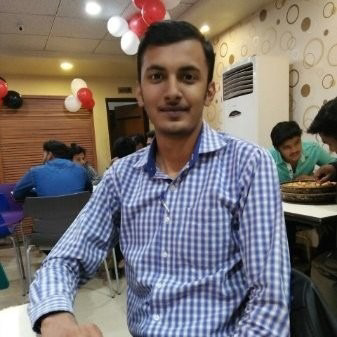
[308, 97, 337, 182]
[29, 21, 290, 337]
[13, 140, 92, 200]
[269, 121, 335, 183]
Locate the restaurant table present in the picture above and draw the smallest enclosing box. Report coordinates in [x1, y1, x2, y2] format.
[0, 304, 35, 337]
[283, 201, 337, 263]
[283, 202, 337, 227]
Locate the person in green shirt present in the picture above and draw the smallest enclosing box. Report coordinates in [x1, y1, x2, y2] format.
[269, 121, 335, 183]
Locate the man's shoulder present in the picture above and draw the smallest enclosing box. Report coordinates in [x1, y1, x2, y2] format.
[302, 141, 322, 152]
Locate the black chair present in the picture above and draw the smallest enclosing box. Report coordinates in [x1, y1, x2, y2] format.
[290, 268, 337, 337]
[23, 192, 119, 296]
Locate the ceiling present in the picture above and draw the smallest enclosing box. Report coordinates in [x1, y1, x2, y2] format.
[0, 0, 272, 78]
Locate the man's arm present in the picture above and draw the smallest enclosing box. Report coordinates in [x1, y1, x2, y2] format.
[28, 167, 121, 335]
[233, 148, 291, 337]
[315, 143, 336, 165]
[13, 169, 35, 200]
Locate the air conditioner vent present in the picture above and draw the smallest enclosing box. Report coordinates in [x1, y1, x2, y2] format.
[223, 62, 253, 101]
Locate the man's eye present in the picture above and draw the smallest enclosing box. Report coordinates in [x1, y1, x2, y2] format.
[149, 73, 163, 81]
[182, 73, 197, 82]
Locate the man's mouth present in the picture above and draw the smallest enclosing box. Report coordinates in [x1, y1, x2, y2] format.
[159, 106, 189, 112]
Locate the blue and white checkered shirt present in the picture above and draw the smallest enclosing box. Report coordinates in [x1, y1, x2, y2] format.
[29, 123, 290, 336]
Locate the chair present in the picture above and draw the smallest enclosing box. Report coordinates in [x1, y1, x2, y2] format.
[290, 268, 337, 337]
[0, 183, 26, 295]
[23, 191, 119, 297]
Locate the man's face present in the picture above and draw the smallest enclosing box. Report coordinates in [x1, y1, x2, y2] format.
[42, 150, 52, 164]
[278, 136, 302, 165]
[73, 152, 86, 165]
[136, 40, 215, 139]
[319, 133, 337, 153]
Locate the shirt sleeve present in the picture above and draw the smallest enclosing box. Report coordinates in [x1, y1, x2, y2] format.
[232, 148, 291, 337]
[315, 143, 336, 165]
[28, 167, 121, 333]
[13, 169, 35, 200]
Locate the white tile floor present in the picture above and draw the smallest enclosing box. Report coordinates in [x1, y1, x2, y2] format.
[0, 243, 131, 336]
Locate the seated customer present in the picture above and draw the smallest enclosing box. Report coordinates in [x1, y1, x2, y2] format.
[269, 121, 335, 183]
[13, 140, 92, 200]
[70, 143, 101, 185]
[308, 97, 337, 182]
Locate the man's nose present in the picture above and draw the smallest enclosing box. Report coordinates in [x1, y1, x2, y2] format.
[164, 77, 182, 101]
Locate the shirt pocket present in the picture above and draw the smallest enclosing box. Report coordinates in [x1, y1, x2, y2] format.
[175, 206, 233, 274]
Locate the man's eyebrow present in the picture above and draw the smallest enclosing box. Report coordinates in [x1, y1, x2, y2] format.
[144, 65, 166, 72]
[178, 66, 201, 72]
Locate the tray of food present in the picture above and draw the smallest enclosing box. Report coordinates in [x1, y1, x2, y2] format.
[281, 180, 337, 194]
[282, 191, 336, 204]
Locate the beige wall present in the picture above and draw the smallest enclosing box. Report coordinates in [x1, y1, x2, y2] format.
[207, 0, 337, 146]
[3, 75, 136, 173]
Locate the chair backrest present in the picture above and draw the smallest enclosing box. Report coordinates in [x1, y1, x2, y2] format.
[290, 268, 337, 337]
[0, 183, 22, 211]
[23, 191, 91, 247]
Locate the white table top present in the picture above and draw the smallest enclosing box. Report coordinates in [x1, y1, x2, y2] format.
[283, 202, 337, 219]
[0, 304, 35, 337]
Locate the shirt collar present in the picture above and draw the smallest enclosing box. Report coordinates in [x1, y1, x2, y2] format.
[133, 122, 226, 177]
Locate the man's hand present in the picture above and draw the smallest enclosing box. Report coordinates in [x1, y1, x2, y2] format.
[41, 312, 103, 337]
[314, 164, 337, 183]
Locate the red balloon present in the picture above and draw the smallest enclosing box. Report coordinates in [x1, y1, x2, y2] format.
[0, 80, 8, 99]
[129, 12, 148, 37]
[77, 88, 92, 104]
[133, 0, 146, 9]
[142, 0, 166, 25]
[82, 98, 95, 110]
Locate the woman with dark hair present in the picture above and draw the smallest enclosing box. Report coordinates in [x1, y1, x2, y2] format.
[70, 143, 101, 185]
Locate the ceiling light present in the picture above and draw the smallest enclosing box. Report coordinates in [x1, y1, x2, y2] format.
[60, 62, 74, 71]
[85, 2, 102, 15]
[200, 24, 210, 34]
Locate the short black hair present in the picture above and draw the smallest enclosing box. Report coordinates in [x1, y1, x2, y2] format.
[137, 20, 215, 84]
[132, 134, 146, 147]
[270, 121, 302, 149]
[307, 97, 337, 139]
[146, 130, 155, 139]
[113, 137, 136, 158]
[69, 143, 86, 158]
[43, 140, 70, 159]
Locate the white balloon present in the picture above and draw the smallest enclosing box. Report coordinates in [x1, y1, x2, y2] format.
[71, 78, 87, 96]
[164, 11, 171, 20]
[121, 30, 140, 55]
[64, 95, 81, 112]
[162, 0, 181, 10]
[107, 16, 128, 37]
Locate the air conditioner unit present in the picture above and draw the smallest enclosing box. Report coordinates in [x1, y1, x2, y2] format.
[222, 55, 289, 148]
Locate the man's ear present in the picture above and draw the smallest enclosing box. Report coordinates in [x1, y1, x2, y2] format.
[204, 81, 216, 107]
[135, 82, 144, 108]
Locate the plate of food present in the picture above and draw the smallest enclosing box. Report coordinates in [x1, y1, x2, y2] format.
[281, 180, 337, 194]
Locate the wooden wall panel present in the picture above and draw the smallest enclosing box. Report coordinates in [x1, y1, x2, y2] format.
[0, 95, 97, 183]
[0, 95, 97, 236]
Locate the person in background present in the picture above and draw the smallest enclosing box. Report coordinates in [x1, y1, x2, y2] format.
[146, 129, 155, 145]
[110, 136, 136, 166]
[28, 21, 290, 337]
[269, 121, 335, 183]
[69, 143, 101, 185]
[131, 134, 147, 150]
[308, 97, 337, 182]
[13, 140, 92, 200]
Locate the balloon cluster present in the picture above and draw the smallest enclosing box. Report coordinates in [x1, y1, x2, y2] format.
[0, 77, 23, 109]
[64, 78, 95, 112]
[107, 0, 181, 55]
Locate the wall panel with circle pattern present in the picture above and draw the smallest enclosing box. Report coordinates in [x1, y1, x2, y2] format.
[207, 0, 337, 145]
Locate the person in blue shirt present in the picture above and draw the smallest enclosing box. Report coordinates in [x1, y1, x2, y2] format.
[269, 121, 335, 183]
[29, 21, 290, 337]
[13, 140, 92, 200]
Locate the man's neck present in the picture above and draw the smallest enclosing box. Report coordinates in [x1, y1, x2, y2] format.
[155, 125, 202, 179]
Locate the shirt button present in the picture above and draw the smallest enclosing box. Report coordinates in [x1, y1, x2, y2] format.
[170, 184, 176, 191]
[164, 216, 170, 224]
[162, 251, 168, 258]
[157, 282, 163, 289]
[153, 314, 160, 321]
